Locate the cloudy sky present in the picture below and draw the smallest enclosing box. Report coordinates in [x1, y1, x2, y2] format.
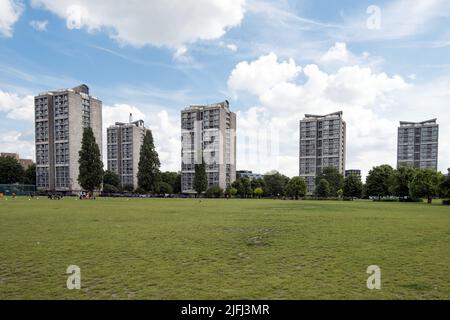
[0, 0, 449, 178]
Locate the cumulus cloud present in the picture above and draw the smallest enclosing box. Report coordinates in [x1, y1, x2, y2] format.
[228, 51, 413, 178]
[0, 90, 34, 122]
[228, 52, 301, 97]
[321, 42, 349, 63]
[0, 130, 35, 160]
[31, 0, 246, 50]
[0, 0, 24, 37]
[29, 19, 48, 31]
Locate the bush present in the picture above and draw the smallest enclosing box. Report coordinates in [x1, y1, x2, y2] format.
[205, 186, 223, 198]
[157, 182, 173, 195]
[442, 199, 450, 206]
[103, 184, 119, 193]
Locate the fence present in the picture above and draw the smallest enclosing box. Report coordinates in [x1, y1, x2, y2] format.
[0, 184, 36, 196]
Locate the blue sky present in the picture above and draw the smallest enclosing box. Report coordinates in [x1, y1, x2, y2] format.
[0, 0, 449, 177]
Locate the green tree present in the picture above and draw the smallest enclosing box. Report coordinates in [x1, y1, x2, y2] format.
[316, 179, 330, 198]
[263, 171, 289, 197]
[232, 177, 252, 198]
[205, 185, 223, 198]
[389, 165, 416, 199]
[315, 167, 344, 197]
[286, 176, 307, 200]
[137, 130, 161, 193]
[23, 163, 36, 185]
[343, 174, 363, 199]
[225, 187, 238, 198]
[157, 181, 173, 194]
[365, 165, 394, 200]
[254, 187, 264, 198]
[103, 184, 120, 193]
[0, 156, 24, 184]
[439, 169, 450, 199]
[193, 157, 207, 197]
[78, 127, 103, 193]
[103, 170, 120, 189]
[410, 169, 441, 204]
[251, 178, 265, 191]
[173, 173, 181, 194]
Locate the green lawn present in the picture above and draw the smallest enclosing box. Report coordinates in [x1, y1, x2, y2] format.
[0, 197, 449, 300]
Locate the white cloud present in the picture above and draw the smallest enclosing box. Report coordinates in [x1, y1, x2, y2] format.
[29, 19, 48, 31]
[321, 42, 349, 63]
[0, 0, 24, 37]
[0, 130, 34, 160]
[226, 44, 238, 52]
[150, 110, 181, 172]
[0, 90, 34, 122]
[31, 0, 246, 50]
[228, 52, 301, 97]
[229, 52, 413, 178]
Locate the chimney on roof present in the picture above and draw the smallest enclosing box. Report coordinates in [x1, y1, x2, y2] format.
[129, 113, 133, 123]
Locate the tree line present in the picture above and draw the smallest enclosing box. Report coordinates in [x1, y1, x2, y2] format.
[195, 165, 450, 205]
[1, 127, 449, 205]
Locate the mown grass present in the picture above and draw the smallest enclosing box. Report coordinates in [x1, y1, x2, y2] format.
[0, 197, 449, 300]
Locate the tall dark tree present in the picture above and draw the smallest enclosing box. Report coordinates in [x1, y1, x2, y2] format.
[410, 169, 441, 204]
[389, 165, 416, 199]
[78, 127, 104, 192]
[23, 163, 36, 185]
[0, 156, 24, 184]
[316, 179, 331, 198]
[315, 167, 344, 197]
[193, 156, 207, 196]
[365, 165, 394, 199]
[439, 169, 450, 199]
[286, 176, 307, 200]
[343, 174, 363, 199]
[103, 170, 121, 189]
[173, 173, 181, 194]
[137, 130, 161, 193]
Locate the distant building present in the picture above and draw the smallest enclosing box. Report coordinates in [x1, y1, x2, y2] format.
[237, 170, 263, 180]
[0, 152, 34, 169]
[107, 116, 148, 190]
[299, 111, 346, 195]
[397, 119, 439, 170]
[181, 101, 236, 193]
[34, 84, 102, 193]
[345, 169, 361, 178]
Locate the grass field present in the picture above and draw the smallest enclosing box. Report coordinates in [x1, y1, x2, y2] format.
[0, 197, 449, 300]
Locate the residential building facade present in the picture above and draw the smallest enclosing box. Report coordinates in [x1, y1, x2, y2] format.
[299, 111, 346, 195]
[107, 118, 147, 190]
[181, 101, 236, 193]
[397, 119, 439, 170]
[34, 84, 102, 193]
[237, 170, 263, 180]
[345, 169, 361, 179]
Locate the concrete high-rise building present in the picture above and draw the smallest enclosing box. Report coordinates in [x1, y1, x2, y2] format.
[181, 101, 236, 193]
[34, 84, 102, 193]
[299, 111, 346, 195]
[345, 169, 361, 179]
[107, 116, 148, 189]
[397, 119, 439, 170]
